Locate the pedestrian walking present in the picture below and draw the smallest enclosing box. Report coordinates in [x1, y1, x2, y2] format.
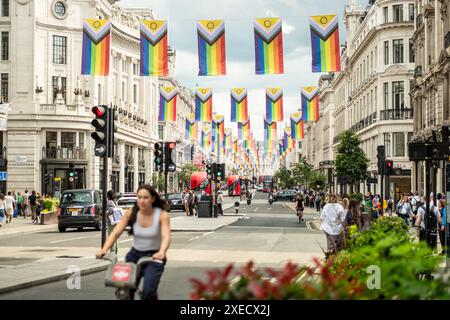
[415, 198, 441, 250]
[29, 190, 39, 224]
[438, 199, 447, 255]
[315, 193, 321, 212]
[22, 190, 30, 218]
[217, 191, 224, 215]
[320, 194, 346, 256]
[183, 190, 189, 216]
[16, 192, 23, 217]
[188, 190, 195, 216]
[96, 185, 171, 300]
[399, 195, 413, 225]
[106, 190, 120, 254]
[0, 194, 5, 227]
[5, 191, 15, 223]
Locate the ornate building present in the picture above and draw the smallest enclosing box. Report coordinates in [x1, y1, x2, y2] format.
[302, 0, 415, 198]
[410, 0, 450, 193]
[3, 0, 192, 194]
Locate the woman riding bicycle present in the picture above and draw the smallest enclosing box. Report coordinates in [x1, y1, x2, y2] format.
[96, 185, 171, 300]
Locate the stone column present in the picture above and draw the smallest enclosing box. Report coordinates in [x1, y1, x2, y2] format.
[134, 146, 139, 191]
[117, 53, 124, 108]
[119, 142, 125, 193]
[128, 58, 134, 113]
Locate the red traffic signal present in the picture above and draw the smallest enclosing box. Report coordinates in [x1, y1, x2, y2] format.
[168, 142, 176, 149]
[92, 106, 106, 117]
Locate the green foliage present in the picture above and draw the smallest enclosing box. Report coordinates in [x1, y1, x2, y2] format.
[274, 167, 294, 189]
[190, 216, 450, 300]
[334, 130, 369, 185]
[42, 197, 59, 213]
[179, 164, 201, 186]
[152, 173, 165, 192]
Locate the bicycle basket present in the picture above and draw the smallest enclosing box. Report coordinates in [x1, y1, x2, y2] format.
[105, 262, 137, 289]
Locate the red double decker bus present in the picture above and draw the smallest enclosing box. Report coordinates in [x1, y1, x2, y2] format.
[258, 175, 275, 193]
[227, 175, 241, 196]
[190, 172, 211, 195]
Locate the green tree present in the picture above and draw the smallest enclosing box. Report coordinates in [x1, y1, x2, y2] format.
[274, 167, 294, 189]
[334, 130, 369, 193]
[179, 164, 200, 188]
[291, 157, 315, 187]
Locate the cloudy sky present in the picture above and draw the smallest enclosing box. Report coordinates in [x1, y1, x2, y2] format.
[121, 0, 368, 141]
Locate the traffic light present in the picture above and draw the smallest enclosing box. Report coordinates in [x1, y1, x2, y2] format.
[91, 105, 108, 157]
[385, 160, 394, 175]
[215, 163, 225, 182]
[377, 145, 386, 175]
[154, 142, 163, 172]
[108, 108, 118, 157]
[67, 162, 78, 184]
[165, 142, 176, 172]
[206, 163, 212, 179]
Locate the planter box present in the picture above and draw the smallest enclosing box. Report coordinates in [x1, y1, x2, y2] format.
[40, 211, 58, 225]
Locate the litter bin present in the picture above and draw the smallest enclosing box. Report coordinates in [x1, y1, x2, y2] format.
[197, 195, 212, 218]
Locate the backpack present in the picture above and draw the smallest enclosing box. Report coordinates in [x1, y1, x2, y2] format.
[421, 205, 437, 232]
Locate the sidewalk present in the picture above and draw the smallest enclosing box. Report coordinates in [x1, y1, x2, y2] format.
[0, 203, 245, 295]
[0, 217, 58, 238]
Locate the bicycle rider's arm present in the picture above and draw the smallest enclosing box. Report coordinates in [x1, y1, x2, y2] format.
[96, 210, 131, 257]
[153, 211, 171, 260]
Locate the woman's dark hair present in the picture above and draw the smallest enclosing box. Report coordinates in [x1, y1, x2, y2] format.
[107, 190, 115, 200]
[128, 185, 168, 235]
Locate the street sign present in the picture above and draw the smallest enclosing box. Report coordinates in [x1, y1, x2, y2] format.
[95, 144, 107, 157]
[0, 171, 7, 180]
[409, 142, 450, 161]
[68, 177, 75, 183]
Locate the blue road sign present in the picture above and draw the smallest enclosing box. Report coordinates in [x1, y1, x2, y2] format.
[0, 171, 7, 180]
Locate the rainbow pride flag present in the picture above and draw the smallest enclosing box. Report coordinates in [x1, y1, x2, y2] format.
[233, 139, 239, 154]
[266, 88, 284, 122]
[310, 15, 341, 73]
[290, 112, 304, 140]
[301, 86, 319, 122]
[264, 120, 277, 151]
[195, 88, 213, 122]
[283, 128, 294, 152]
[225, 129, 233, 154]
[81, 19, 111, 76]
[230, 88, 248, 122]
[197, 20, 226, 76]
[185, 113, 198, 141]
[212, 114, 225, 154]
[140, 20, 168, 76]
[238, 121, 251, 141]
[201, 125, 212, 151]
[254, 18, 284, 75]
[158, 87, 177, 121]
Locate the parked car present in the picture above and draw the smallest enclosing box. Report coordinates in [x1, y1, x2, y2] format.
[116, 192, 136, 200]
[117, 197, 137, 212]
[167, 193, 185, 211]
[274, 190, 296, 202]
[256, 185, 264, 192]
[57, 189, 103, 232]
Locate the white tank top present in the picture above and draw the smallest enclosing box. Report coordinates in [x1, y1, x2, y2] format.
[132, 208, 162, 251]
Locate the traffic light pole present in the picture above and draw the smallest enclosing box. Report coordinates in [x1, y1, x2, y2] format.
[101, 155, 108, 248]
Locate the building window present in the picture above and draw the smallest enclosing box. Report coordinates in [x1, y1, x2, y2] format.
[79, 132, 85, 151]
[52, 76, 67, 103]
[158, 124, 164, 140]
[392, 39, 404, 64]
[384, 41, 389, 65]
[1, 32, 8, 61]
[52, 35, 66, 64]
[383, 6, 389, 23]
[393, 132, 405, 157]
[1, 0, 8, 17]
[0, 73, 7, 102]
[133, 63, 139, 76]
[122, 60, 127, 73]
[392, 81, 404, 110]
[383, 82, 389, 110]
[393, 5, 403, 22]
[45, 131, 57, 150]
[384, 133, 391, 157]
[409, 38, 415, 63]
[54, 1, 66, 17]
[61, 132, 76, 158]
[122, 82, 125, 101]
[409, 4, 414, 21]
[133, 84, 137, 104]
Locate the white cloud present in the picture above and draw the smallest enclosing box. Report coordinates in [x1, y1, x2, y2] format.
[282, 22, 295, 35]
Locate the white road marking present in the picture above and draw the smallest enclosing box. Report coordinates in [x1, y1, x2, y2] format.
[50, 237, 88, 244]
[203, 232, 213, 236]
[188, 236, 200, 242]
[226, 226, 299, 230]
